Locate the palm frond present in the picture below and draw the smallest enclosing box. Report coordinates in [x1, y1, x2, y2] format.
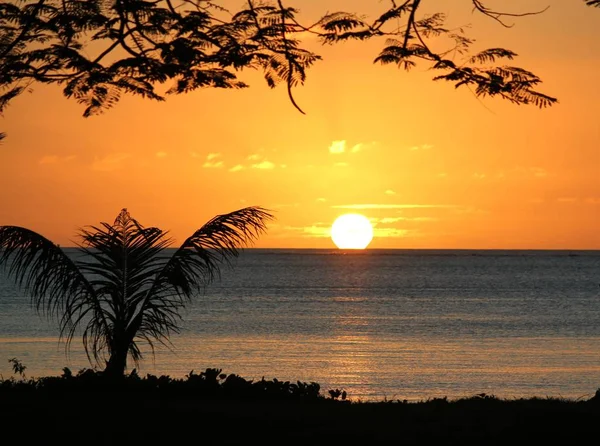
[75, 208, 173, 365]
[1, 207, 274, 375]
[0, 225, 99, 347]
[126, 207, 274, 347]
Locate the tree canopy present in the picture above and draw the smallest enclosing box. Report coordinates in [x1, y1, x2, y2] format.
[0, 0, 598, 139]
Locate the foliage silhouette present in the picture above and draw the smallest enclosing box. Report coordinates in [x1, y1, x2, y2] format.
[0, 207, 273, 377]
[0, 366, 324, 401]
[0, 0, 598, 139]
[2, 368, 600, 445]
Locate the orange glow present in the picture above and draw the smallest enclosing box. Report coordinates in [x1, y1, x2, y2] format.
[0, 2, 599, 249]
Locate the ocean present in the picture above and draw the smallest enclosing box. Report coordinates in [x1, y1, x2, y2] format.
[1, 249, 599, 401]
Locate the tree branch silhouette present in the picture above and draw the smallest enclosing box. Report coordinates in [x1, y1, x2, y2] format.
[0, 0, 598, 139]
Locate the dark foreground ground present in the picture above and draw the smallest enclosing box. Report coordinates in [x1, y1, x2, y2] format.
[2, 370, 599, 445]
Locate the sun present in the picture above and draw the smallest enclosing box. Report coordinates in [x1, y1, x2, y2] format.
[331, 214, 374, 249]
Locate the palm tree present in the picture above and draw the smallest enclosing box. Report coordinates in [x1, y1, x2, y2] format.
[0, 207, 273, 378]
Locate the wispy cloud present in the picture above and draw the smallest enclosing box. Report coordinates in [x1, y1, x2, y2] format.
[500, 166, 550, 179]
[375, 217, 438, 224]
[350, 143, 364, 153]
[229, 164, 244, 172]
[409, 143, 434, 151]
[384, 189, 396, 196]
[316, 198, 327, 203]
[252, 160, 275, 170]
[530, 167, 548, 178]
[329, 140, 376, 154]
[39, 155, 59, 165]
[329, 140, 346, 154]
[285, 225, 331, 238]
[92, 153, 131, 171]
[39, 155, 76, 165]
[189, 151, 203, 159]
[203, 152, 223, 168]
[332, 204, 457, 210]
[373, 228, 411, 238]
[334, 162, 348, 167]
[229, 153, 277, 171]
[156, 152, 167, 158]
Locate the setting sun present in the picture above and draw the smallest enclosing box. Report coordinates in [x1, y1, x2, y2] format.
[331, 214, 374, 249]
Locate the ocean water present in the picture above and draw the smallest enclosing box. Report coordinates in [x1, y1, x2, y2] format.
[1, 249, 599, 401]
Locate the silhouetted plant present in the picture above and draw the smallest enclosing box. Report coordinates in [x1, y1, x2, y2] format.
[2, 0, 598, 139]
[328, 388, 347, 401]
[8, 357, 26, 378]
[0, 207, 273, 378]
[0, 366, 332, 401]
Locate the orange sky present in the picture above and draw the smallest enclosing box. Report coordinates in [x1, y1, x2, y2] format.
[1, 1, 599, 249]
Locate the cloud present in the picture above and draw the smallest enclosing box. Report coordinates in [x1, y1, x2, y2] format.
[334, 162, 348, 167]
[156, 152, 167, 158]
[373, 228, 411, 238]
[375, 217, 438, 224]
[409, 144, 434, 151]
[510, 166, 550, 178]
[189, 151, 203, 158]
[285, 225, 331, 238]
[557, 197, 577, 203]
[251, 160, 275, 170]
[203, 160, 224, 168]
[202, 152, 224, 168]
[92, 153, 131, 171]
[530, 167, 548, 178]
[39, 155, 59, 165]
[585, 197, 600, 204]
[229, 153, 277, 171]
[229, 164, 245, 172]
[39, 155, 76, 165]
[332, 204, 457, 210]
[350, 143, 363, 153]
[329, 140, 346, 154]
[472, 173, 486, 179]
[316, 198, 327, 203]
[453, 206, 489, 215]
[384, 190, 396, 196]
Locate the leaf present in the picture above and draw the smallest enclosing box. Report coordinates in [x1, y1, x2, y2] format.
[468, 48, 518, 64]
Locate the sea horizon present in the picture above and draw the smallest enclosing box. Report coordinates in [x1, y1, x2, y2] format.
[2, 248, 600, 401]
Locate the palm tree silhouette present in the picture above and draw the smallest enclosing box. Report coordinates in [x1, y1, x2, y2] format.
[0, 207, 273, 377]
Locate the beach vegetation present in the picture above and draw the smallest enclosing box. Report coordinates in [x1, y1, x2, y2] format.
[1, 368, 600, 444]
[0, 207, 273, 378]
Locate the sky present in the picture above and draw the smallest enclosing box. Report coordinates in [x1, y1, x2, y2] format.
[1, 0, 599, 249]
